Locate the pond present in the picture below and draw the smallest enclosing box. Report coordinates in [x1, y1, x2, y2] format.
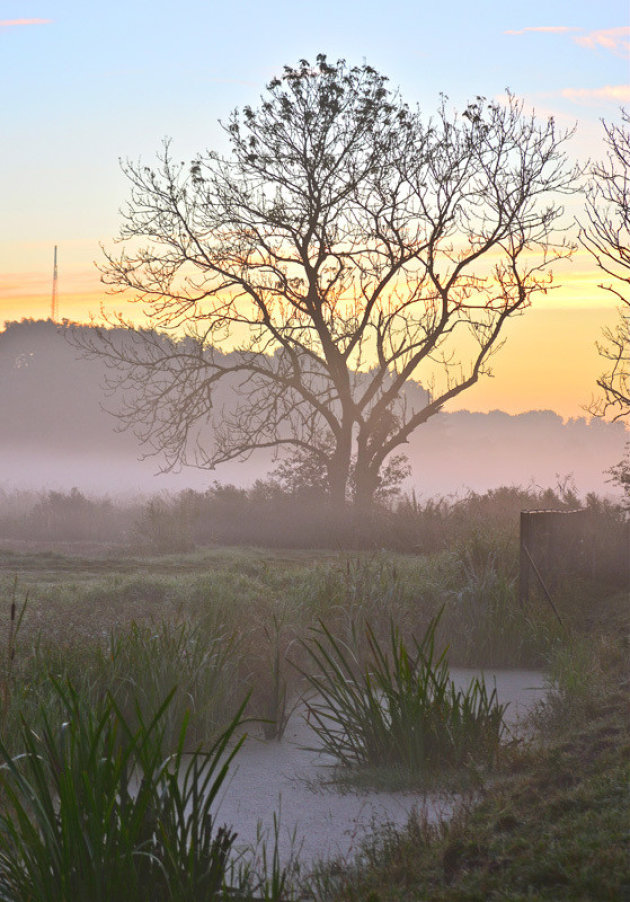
[213, 668, 548, 870]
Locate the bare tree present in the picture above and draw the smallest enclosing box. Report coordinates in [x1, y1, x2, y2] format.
[79, 56, 578, 509]
[581, 108, 630, 421]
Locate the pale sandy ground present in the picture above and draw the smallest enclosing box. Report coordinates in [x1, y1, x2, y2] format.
[214, 669, 548, 872]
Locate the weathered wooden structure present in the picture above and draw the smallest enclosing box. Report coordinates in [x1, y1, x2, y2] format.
[519, 510, 596, 620]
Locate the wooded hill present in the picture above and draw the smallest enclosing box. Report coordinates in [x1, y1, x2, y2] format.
[0, 318, 626, 498]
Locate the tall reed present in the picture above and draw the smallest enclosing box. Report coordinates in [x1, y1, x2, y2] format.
[300, 612, 508, 776]
[0, 577, 27, 737]
[101, 619, 241, 749]
[0, 681, 251, 901]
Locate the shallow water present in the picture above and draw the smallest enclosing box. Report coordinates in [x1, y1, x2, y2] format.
[213, 668, 548, 870]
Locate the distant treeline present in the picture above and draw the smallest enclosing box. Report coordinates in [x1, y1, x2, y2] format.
[0, 320, 627, 496]
[0, 318, 628, 498]
[0, 481, 627, 587]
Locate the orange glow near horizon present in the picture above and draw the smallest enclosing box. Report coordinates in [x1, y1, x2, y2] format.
[1, 247, 615, 314]
[446, 304, 622, 419]
[1, 292, 126, 327]
[1, 251, 624, 424]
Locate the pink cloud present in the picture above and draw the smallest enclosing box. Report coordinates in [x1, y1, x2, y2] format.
[561, 84, 630, 104]
[0, 18, 52, 27]
[504, 26, 580, 36]
[505, 25, 629, 59]
[573, 27, 630, 58]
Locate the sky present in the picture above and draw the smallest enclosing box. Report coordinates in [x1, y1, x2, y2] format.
[1, 0, 628, 420]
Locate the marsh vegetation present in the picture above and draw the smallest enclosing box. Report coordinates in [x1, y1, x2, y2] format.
[0, 482, 627, 899]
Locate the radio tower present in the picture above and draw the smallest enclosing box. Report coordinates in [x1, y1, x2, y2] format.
[51, 245, 58, 322]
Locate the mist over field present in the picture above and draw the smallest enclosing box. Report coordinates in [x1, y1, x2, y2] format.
[1, 318, 626, 501]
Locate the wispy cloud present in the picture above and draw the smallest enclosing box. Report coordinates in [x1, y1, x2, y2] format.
[504, 26, 580, 35]
[0, 18, 52, 28]
[574, 27, 630, 58]
[561, 84, 630, 104]
[505, 24, 630, 59]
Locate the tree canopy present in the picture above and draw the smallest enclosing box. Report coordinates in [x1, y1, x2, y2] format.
[581, 108, 629, 422]
[79, 55, 579, 507]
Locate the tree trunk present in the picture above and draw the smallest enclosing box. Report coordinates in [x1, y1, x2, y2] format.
[353, 430, 379, 511]
[327, 465, 348, 510]
[353, 457, 379, 512]
[327, 430, 353, 512]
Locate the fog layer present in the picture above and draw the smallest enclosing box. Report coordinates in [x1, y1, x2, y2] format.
[1, 319, 626, 499]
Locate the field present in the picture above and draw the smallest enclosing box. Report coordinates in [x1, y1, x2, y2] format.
[0, 541, 560, 749]
[0, 502, 628, 900]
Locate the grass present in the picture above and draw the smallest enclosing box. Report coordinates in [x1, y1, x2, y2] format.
[0, 678, 304, 901]
[0, 541, 583, 762]
[0, 540, 627, 899]
[299, 613, 508, 779]
[0, 544, 558, 758]
[0, 578, 27, 735]
[258, 613, 296, 740]
[101, 619, 241, 750]
[0, 543, 563, 656]
[0, 615, 245, 761]
[0, 681, 249, 901]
